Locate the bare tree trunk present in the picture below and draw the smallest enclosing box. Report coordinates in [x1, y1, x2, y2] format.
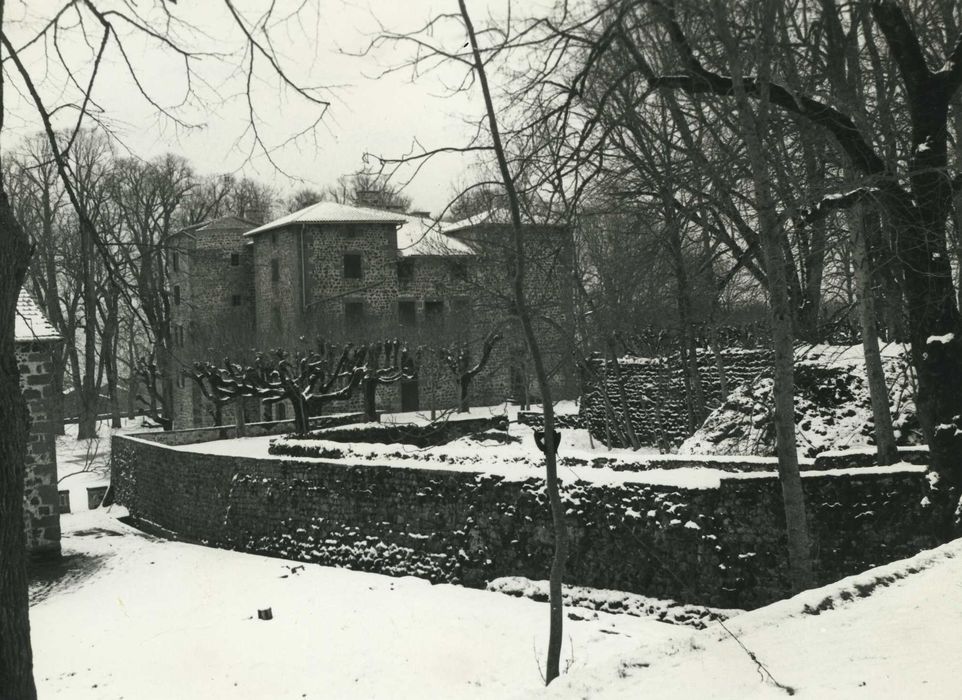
[0, 189, 39, 699]
[104, 286, 122, 429]
[126, 327, 138, 418]
[458, 0, 566, 682]
[711, 0, 813, 591]
[235, 397, 247, 437]
[606, 339, 640, 450]
[848, 205, 898, 464]
[77, 219, 99, 439]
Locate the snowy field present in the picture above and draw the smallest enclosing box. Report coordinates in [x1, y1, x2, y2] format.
[29, 508, 685, 699]
[29, 509, 961, 698]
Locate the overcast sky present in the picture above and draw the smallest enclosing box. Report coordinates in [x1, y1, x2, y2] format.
[3, 0, 518, 213]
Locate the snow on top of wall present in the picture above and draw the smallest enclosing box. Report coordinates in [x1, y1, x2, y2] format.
[151, 431, 727, 489]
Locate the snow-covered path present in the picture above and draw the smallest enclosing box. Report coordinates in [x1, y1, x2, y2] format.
[30, 509, 684, 699]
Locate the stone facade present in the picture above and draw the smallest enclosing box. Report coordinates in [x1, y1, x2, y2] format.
[581, 348, 773, 447]
[111, 431, 942, 609]
[168, 216, 258, 429]
[170, 206, 576, 429]
[15, 291, 62, 557]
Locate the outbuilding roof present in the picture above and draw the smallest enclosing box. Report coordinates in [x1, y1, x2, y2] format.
[15, 289, 60, 343]
[175, 215, 257, 239]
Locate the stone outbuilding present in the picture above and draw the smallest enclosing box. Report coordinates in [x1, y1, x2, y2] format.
[16, 289, 62, 558]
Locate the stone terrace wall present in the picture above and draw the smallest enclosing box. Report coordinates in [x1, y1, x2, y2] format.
[581, 348, 772, 448]
[111, 433, 941, 609]
[17, 339, 61, 557]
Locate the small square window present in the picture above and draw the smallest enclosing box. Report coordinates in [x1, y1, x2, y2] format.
[271, 258, 280, 282]
[344, 253, 362, 279]
[449, 260, 468, 281]
[398, 301, 417, 327]
[344, 301, 365, 325]
[173, 285, 181, 305]
[397, 259, 415, 283]
[425, 300, 444, 325]
[230, 253, 240, 266]
[231, 294, 242, 306]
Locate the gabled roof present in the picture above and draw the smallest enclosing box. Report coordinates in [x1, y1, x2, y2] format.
[244, 201, 408, 236]
[15, 289, 60, 343]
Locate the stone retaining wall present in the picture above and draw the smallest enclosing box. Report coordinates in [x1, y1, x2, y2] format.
[581, 349, 772, 447]
[111, 432, 942, 609]
[146, 412, 364, 446]
[516, 411, 582, 430]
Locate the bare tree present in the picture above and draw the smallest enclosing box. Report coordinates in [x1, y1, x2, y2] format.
[247, 346, 364, 434]
[635, 0, 962, 531]
[358, 340, 420, 422]
[439, 330, 502, 412]
[0, 2, 331, 693]
[323, 171, 412, 211]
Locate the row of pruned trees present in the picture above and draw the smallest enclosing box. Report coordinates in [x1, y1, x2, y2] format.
[188, 333, 502, 434]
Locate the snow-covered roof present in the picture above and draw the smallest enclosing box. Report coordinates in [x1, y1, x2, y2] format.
[15, 289, 60, 343]
[175, 215, 256, 239]
[442, 208, 565, 235]
[244, 201, 408, 236]
[443, 208, 514, 234]
[396, 213, 474, 257]
[242, 202, 474, 257]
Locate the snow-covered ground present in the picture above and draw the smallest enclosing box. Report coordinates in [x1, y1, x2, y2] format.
[680, 343, 919, 458]
[542, 537, 962, 699]
[30, 508, 684, 699]
[33, 402, 958, 698]
[56, 417, 161, 513]
[31, 509, 961, 698]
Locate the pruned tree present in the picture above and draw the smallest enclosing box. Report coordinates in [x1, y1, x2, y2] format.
[188, 359, 260, 434]
[439, 331, 502, 413]
[248, 345, 364, 434]
[357, 340, 420, 421]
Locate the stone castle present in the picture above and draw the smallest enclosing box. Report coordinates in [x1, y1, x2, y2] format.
[168, 202, 575, 428]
